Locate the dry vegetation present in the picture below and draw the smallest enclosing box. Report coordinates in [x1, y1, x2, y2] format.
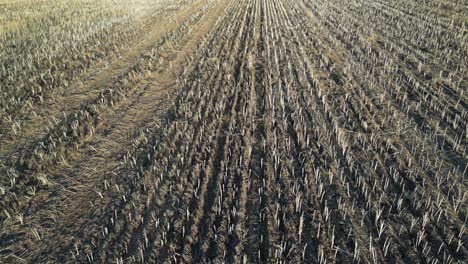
[0, 0, 467, 263]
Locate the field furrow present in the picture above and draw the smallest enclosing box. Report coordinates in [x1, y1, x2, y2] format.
[1, 0, 466, 263]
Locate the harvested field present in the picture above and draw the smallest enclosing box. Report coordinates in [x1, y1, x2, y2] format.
[0, 0, 467, 263]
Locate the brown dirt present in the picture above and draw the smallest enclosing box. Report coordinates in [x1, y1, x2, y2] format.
[0, 0, 229, 261]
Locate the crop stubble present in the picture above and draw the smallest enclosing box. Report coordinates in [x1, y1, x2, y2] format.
[0, 0, 466, 263]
